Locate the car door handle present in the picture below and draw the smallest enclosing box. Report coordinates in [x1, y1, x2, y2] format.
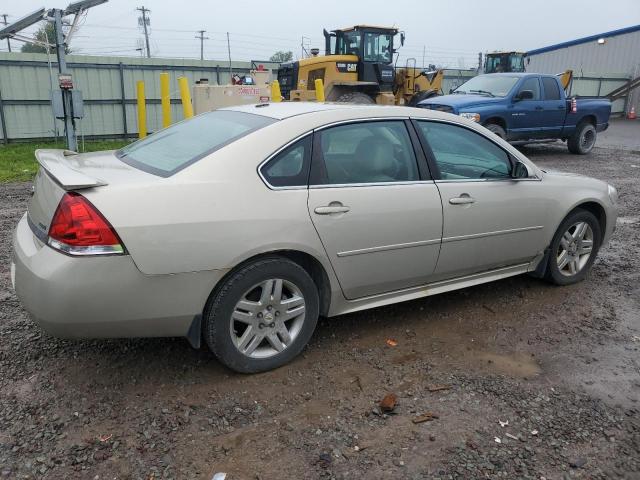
[449, 195, 476, 205]
[535, 106, 544, 111]
[314, 204, 350, 215]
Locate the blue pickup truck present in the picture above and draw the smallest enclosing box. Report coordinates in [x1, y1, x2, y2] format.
[417, 73, 611, 154]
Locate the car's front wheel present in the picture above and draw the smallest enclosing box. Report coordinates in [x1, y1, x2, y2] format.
[545, 209, 601, 285]
[203, 256, 319, 373]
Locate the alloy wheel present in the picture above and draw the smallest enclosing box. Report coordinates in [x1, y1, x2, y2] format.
[556, 221, 594, 277]
[230, 279, 306, 359]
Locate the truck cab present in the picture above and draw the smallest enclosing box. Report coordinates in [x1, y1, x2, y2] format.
[417, 73, 611, 154]
[324, 25, 399, 92]
[277, 25, 402, 104]
[484, 52, 526, 74]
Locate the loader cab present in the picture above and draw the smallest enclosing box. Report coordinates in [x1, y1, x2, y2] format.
[324, 25, 401, 90]
[484, 52, 525, 74]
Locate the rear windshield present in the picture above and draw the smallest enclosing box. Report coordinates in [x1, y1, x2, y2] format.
[116, 110, 276, 177]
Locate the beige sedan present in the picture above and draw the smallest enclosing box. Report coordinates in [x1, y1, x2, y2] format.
[12, 102, 617, 372]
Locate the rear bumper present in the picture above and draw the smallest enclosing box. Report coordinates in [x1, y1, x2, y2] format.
[12, 213, 227, 340]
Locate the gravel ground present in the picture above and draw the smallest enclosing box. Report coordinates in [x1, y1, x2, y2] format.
[0, 143, 639, 480]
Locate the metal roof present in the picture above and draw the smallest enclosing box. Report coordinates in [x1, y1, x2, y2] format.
[526, 24, 640, 56]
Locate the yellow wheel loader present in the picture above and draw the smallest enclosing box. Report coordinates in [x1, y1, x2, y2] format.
[276, 25, 443, 105]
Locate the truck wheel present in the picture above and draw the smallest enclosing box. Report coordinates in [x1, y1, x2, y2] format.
[568, 121, 596, 154]
[408, 90, 437, 107]
[484, 123, 507, 140]
[335, 92, 375, 104]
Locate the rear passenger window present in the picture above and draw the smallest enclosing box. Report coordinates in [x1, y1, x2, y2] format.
[312, 121, 419, 185]
[260, 135, 311, 187]
[542, 77, 561, 100]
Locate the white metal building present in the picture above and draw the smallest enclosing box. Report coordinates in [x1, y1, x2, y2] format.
[526, 24, 640, 114]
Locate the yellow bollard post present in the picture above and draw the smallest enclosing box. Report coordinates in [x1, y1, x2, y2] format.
[271, 80, 282, 102]
[160, 72, 171, 128]
[177, 76, 194, 119]
[136, 80, 147, 139]
[314, 78, 325, 102]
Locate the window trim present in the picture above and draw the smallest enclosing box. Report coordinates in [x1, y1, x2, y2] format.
[411, 118, 539, 183]
[309, 118, 431, 188]
[257, 132, 313, 190]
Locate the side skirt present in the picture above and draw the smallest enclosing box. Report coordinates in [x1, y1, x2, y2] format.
[330, 262, 534, 317]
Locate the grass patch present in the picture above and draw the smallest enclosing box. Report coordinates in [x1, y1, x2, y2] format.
[0, 140, 131, 183]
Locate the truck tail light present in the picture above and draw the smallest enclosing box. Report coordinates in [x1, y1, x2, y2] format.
[47, 192, 125, 255]
[570, 97, 577, 113]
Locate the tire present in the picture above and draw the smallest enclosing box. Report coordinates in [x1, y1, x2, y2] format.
[203, 256, 319, 373]
[568, 121, 597, 154]
[484, 123, 507, 140]
[408, 90, 437, 107]
[544, 209, 602, 286]
[335, 91, 376, 104]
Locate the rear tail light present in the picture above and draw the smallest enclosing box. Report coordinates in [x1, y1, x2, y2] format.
[47, 192, 125, 256]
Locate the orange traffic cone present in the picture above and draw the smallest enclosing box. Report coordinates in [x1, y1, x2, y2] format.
[628, 106, 637, 120]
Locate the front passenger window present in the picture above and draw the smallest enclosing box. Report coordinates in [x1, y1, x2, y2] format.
[313, 121, 419, 185]
[417, 121, 512, 180]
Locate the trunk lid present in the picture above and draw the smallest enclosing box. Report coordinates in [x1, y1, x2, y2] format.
[28, 149, 156, 241]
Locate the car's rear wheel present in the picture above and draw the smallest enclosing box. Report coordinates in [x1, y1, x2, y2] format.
[568, 121, 597, 154]
[203, 256, 319, 373]
[545, 209, 601, 285]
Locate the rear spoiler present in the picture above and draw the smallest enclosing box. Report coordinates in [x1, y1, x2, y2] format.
[34, 149, 107, 190]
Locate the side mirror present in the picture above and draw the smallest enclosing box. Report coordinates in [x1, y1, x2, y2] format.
[515, 90, 534, 101]
[511, 161, 529, 179]
[449, 88, 454, 94]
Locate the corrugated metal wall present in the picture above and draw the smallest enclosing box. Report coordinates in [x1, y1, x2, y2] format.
[526, 29, 640, 113]
[0, 53, 279, 142]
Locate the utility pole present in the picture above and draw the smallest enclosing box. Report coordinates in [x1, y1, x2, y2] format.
[195, 29, 208, 61]
[52, 9, 76, 151]
[0, 15, 10, 52]
[226, 32, 232, 79]
[478, 52, 483, 73]
[136, 6, 151, 58]
[300, 36, 309, 58]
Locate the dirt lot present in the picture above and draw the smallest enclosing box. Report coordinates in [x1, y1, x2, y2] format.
[1, 141, 639, 480]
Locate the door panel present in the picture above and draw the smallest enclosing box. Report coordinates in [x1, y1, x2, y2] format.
[540, 77, 566, 137]
[434, 181, 549, 279]
[508, 77, 544, 139]
[414, 119, 550, 279]
[308, 184, 443, 299]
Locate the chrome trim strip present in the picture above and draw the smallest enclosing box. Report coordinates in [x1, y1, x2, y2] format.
[309, 180, 435, 189]
[435, 177, 541, 183]
[442, 225, 543, 243]
[337, 238, 441, 257]
[312, 116, 410, 132]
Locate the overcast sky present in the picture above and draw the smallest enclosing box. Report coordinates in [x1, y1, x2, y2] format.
[2, 0, 639, 68]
